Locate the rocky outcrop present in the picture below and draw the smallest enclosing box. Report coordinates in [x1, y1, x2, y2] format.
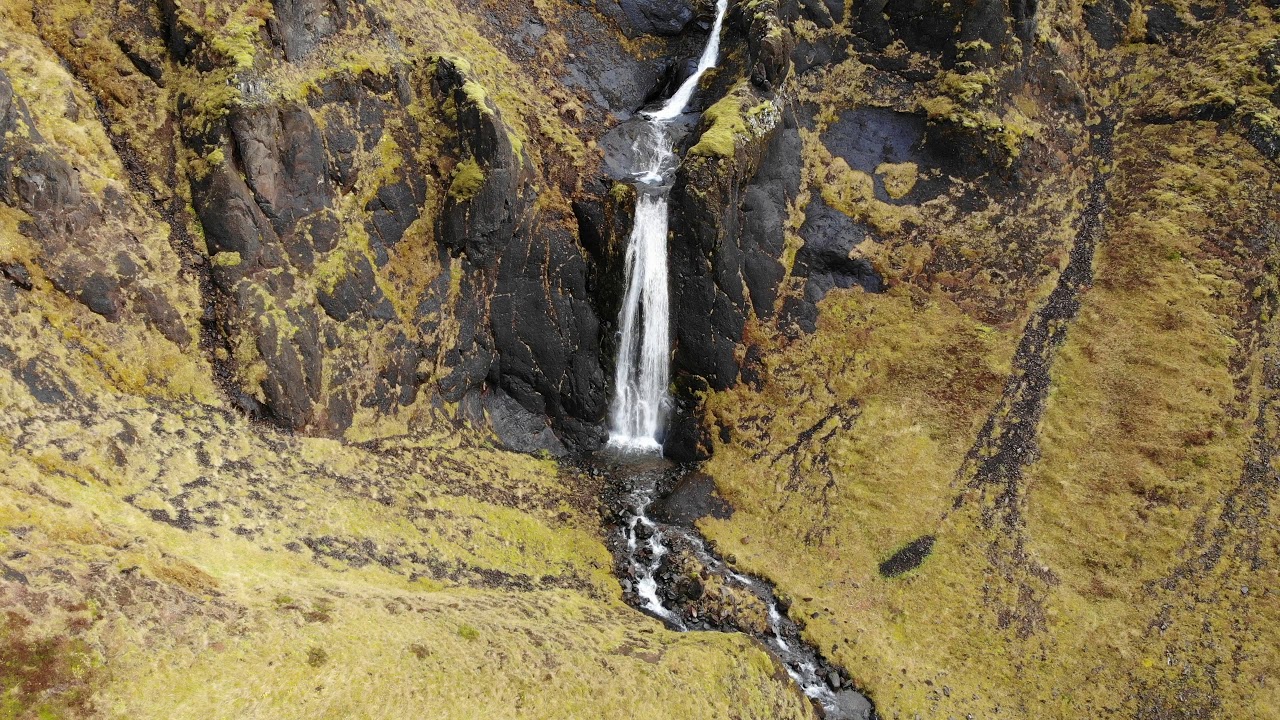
[670, 99, 798, 393]
[0, 70, 194, 350]
[599, 0, 697, 38]
[159, 0, 616, 449]
[186, 66, 428, 432]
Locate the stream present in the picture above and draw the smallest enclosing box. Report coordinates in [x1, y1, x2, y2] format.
[598, 454, 875, 720]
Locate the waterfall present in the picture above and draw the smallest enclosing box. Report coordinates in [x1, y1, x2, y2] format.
[608, 0, 729, 452]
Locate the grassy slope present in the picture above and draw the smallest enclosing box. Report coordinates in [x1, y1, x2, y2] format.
[701, 6, 1280, 719]
[0, 393, 810, 720]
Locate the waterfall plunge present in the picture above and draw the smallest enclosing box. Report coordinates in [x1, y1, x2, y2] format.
[608, 0, 728, 452]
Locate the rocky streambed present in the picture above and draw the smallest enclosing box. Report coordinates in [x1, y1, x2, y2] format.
[593, 453, 876, 720]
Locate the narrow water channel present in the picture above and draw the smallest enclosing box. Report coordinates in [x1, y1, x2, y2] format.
[599, 453, 876, 720]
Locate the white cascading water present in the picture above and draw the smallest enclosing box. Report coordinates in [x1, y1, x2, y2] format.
[606, 6, 875, 717]
[608, 0, 729, 452]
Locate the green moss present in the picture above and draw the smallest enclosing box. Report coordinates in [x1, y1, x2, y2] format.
[0, 392, 814, 719]
[448, 157, 486, 201]
[689, 93, 747, 158]
[875, 162, 918, 200]
[461, 81, 494, 116]
[211, 251, 241, 268]
[609, 182, 632, 202]
[305, 646, 329, 667]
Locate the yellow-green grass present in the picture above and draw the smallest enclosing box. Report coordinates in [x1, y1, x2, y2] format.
[699, 116, 1279, 719]
[0, 375, 815, 719]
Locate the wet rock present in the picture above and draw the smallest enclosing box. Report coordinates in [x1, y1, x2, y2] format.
[832, 689, 875, 720]
[649, 472, 733, 527]
[490, 218, 609, 452]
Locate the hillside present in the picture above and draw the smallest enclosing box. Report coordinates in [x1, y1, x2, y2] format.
[1, 0, 1277, 717]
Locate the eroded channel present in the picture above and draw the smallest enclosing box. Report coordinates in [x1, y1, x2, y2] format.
[596, 452, 876, 720]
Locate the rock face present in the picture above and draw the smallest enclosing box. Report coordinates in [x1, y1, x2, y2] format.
[600, 0, 697, 37]
[165, 3, 622, 448]
[0, 70, 194, 352]
[188, 68, 430, 433]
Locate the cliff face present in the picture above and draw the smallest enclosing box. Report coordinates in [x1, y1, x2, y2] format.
[2, 0, 1279, 715]
[4, 0, 707, 456]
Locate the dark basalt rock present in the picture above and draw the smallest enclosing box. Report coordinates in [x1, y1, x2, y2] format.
[600, 0, 697, 38]
[793, 34, 849, 76]
[365, 179, 424, 248]
[0, 70, 190, 344]
[178, 49, 609, 446]
[431, 60, 608, 451]
[779, 0, 842, 29]
[1084, 0, 1134, 50]
[435, 62, 525, 269]
[784, 194, 885, 333]
[670, 102, 801, 394]
[17, 358, 70, 405]
[878, 535, 937, 578]
[649, 472, 732, 526]
[316, 253, 395, 323]
[484, 389, 568, 456]
[1, 262, 32, 291]
[1145, 3, 1186, 43]
[229, 105, 335, 243]
[822, 107, 946, 196]
[266, 0, 379, 62]
[850, 0, 1014, 62]
[0, 72, 87, 229]
[490, 217, 609, 452]
[556, 6, 678, 120]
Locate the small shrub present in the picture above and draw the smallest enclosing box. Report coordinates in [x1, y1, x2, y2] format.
[305, 646, 329, 667]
